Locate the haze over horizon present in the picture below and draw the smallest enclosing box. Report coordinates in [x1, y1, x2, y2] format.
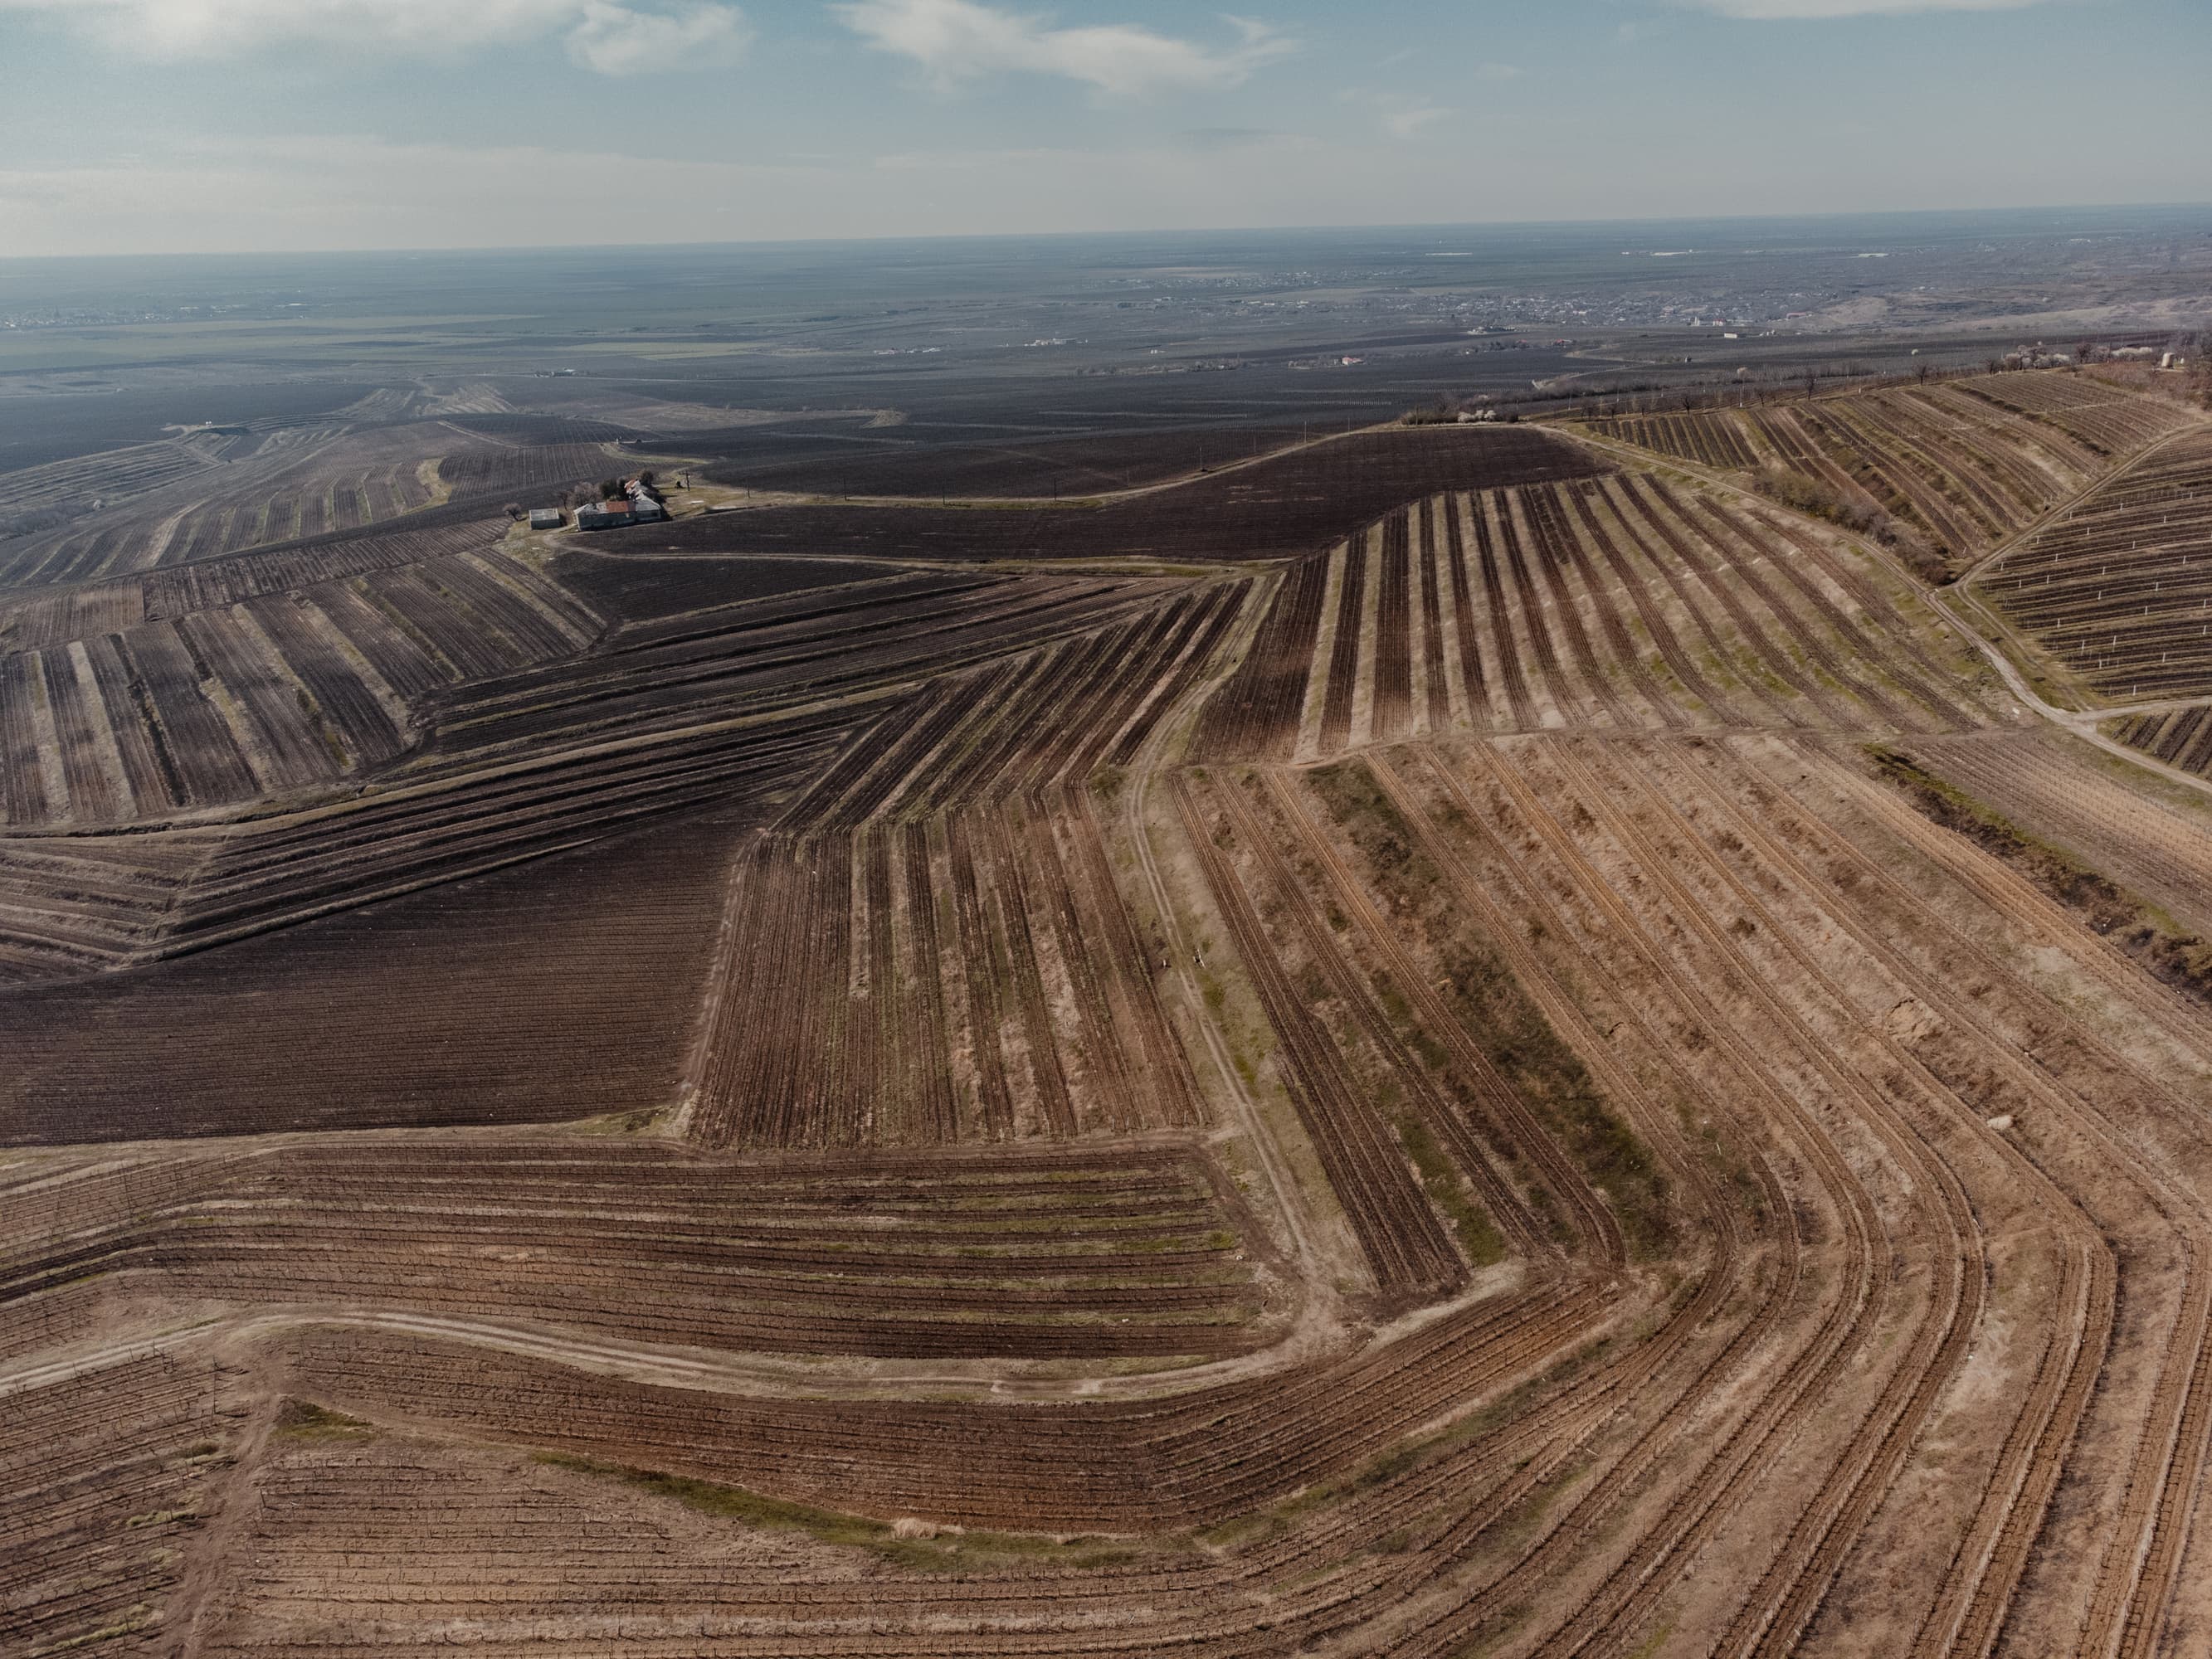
[3, 0, 2207, 258]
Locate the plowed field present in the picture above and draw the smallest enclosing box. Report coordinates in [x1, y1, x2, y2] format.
[8, 382, 2212, 1659]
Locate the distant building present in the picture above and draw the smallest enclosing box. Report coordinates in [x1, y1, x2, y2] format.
[2112, 347, 2156, 361]
[527, 507, 563, 530]
[2164, 352, 2188, 371]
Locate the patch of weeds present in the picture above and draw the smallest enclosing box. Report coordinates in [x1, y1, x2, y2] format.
[577, 1106, 665, 1136]
[1434, 937, 1671, 1257]
[125, 1507, 199, 1529]
[1752, 464, 1946, 581]
[1675, 1097, 1767, 1225]
[1211, 1335, 1616, 1547]
[1305, 761, 1674, 1258]
[275, 1399, 373, 1439]
[1198, 967, 1228, 1016]
[535, 1453, 1184, 1574]
[1865, 743, 2212, 1010]
[1484, 1458, 1580, 1553]
[32, 1605, 156, 1656]
[1396, 1114, 1507, 1267]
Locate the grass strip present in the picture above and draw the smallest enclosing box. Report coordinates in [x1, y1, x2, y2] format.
[534, 1452, 1188, 1574]
[1866, 742, 2212, 1007]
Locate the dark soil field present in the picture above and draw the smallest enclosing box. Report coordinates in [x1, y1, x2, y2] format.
[698, 423, 1314, 498]
[548, 548, 904, 623]
[646, 426, 1611, 563]
[0, 819, 736, 1142]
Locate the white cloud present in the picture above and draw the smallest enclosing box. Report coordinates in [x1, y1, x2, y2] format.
[0, 0, 750, 73]
[567, 2, 751, 73]
[831, 0, 1294, 97]
[1678, 0, 2044, 15]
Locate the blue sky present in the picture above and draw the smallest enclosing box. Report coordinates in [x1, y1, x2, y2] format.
[1, 0, 2205, 255]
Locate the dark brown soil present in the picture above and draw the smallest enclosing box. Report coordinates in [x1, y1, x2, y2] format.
[0, 818, 737, 1145]
[627, 427, 1612, 566]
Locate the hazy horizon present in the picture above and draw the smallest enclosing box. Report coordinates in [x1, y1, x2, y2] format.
[2, 200, 2210, 267]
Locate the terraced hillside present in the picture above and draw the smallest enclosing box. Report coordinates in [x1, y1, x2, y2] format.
[1970, 426, 2212, 700]
[7, 401, 2212, 1659]
[1572, 372, 2200, 574]
[0, 406, 645, 594]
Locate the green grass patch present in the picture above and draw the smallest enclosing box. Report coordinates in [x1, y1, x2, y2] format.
[275, 1399, 373, 1439]
[574, 1105, 667, 1136]
[535, 1452, 1185, 1573]
[1305, 761, 1674, 1258]
[1396, 1114, 1508, 1267]
[1202, 1333, 1615, 1549]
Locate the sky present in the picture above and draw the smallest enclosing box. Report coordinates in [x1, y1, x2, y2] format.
[0, 0, 2205, 256]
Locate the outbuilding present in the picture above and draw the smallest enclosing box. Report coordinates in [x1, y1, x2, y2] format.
[575, 501, 636, 531]
[527, 508, 563, 530]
